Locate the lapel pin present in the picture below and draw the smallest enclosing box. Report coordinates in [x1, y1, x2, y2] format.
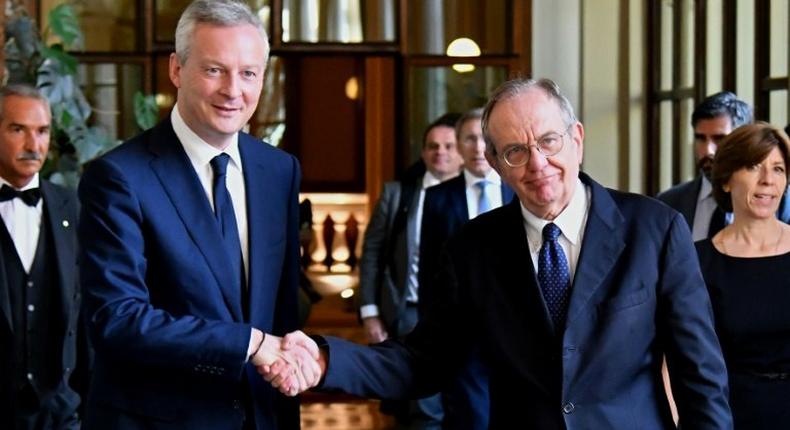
[62, 220, 70, 228]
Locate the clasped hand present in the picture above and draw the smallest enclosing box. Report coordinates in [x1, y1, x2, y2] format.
[251, 331, 324, 397]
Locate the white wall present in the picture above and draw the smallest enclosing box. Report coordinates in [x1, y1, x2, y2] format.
[533, 0, 645, 192]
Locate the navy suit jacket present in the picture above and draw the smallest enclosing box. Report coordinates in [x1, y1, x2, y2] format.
[418, 173, 515, 308]
[321, 173, 732, 429]
[78, 118, 301, 430]
[416, 173, 513, 429]
[657, 176, 790, 228]
[1, 180, 85, 429]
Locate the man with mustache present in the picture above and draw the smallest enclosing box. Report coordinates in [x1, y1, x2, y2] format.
[657, 92, 790, 239]
[0, 84, 86, 429]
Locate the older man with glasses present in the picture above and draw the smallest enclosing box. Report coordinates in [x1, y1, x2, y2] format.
[265, 78, 733, 430]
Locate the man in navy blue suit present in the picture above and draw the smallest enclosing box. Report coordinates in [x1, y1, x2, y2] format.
[273, 78, 732, 429]
[78, 1, 316, 429]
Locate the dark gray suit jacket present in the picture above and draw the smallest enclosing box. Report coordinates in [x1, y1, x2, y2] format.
[358, 176, 422, 337]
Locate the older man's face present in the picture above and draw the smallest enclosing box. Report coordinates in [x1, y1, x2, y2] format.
[485, 88, 583, 220]
[0, 96, 51, 188]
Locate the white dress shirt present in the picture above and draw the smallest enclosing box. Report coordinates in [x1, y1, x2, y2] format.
[521, 178, 590, 283]
[464, 169, 503, 219]
[171, 104, 249, 278]
[0, 175, 43, 273]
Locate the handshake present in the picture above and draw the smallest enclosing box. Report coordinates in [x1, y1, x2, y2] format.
[249, 330, 324, 397]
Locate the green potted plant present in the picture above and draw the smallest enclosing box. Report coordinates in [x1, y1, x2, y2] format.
[3, 1, 157, 187]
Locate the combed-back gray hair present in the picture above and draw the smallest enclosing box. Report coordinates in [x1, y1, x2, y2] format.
[455, 107, 484, 141]
[0, 84, 50, 121]
[175, 0, 269, 64]
[481, 78, 577, 155]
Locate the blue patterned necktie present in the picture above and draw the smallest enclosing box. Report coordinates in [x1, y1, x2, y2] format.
[476, 180, 491, 215]
[538, 223, 571, 330]
[210, 154, 246, 295]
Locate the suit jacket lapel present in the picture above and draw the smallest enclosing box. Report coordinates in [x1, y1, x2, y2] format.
[240, 135, 282, 326]
[496, 200, 555, 337]
[148, 119, 243, 321]
[453, 175, 469, 222]
[565, 174, 625, 327]
[0, 222, 11, 331]
[681, 177, 702, 226]
[40, 181, 76, 330]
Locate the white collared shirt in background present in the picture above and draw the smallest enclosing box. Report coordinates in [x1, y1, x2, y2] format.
[464, 169, 503, 219]
[0, 174, 43, 273]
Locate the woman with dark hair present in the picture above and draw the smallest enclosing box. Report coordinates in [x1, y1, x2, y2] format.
[696, 122, 790, 428]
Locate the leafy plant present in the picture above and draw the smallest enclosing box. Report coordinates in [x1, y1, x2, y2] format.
[134, 92, 159, 131]
[4, 2, 156, 187]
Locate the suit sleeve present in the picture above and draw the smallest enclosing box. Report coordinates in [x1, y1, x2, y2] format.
[78, 157, 251, 380]
[322, 235, 473, 399]
[358, 184, 397, 310]
[659, 213, 732, 428]
[271, 155, 302, 430]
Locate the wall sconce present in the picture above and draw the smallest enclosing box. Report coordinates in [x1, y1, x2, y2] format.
[345, 76, 359, 100]
[446, 37, 480, 73]
[154, 93, 175, 109]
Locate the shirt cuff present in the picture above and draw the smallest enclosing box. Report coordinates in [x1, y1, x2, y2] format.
[359, 304, 380, 319]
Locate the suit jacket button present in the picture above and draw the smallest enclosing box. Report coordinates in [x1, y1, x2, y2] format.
[232, 400, 242, 410]
[562, 402, 575, 414]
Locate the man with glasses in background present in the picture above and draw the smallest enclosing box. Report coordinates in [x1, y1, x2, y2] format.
[268, 78, 732, 430]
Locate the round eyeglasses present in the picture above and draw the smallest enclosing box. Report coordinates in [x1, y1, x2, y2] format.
[500, 124, 573, 167]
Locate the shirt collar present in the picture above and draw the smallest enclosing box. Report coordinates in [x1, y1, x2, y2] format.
[521, 178, 587, 246]
[463, 168, 502, 188]
[422, 171, 442, 188]
[171, 103, 242, 171]
[0, 173, 40, 191]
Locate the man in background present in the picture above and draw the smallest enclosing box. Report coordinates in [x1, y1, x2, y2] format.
[358, 113, 462, 429]
[417, 108, 514, 429]
[0, 84, 85, 429]
[657, 91, 790, 238]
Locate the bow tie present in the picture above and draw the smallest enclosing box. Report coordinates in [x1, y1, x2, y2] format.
[0, 184, 41, 206]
